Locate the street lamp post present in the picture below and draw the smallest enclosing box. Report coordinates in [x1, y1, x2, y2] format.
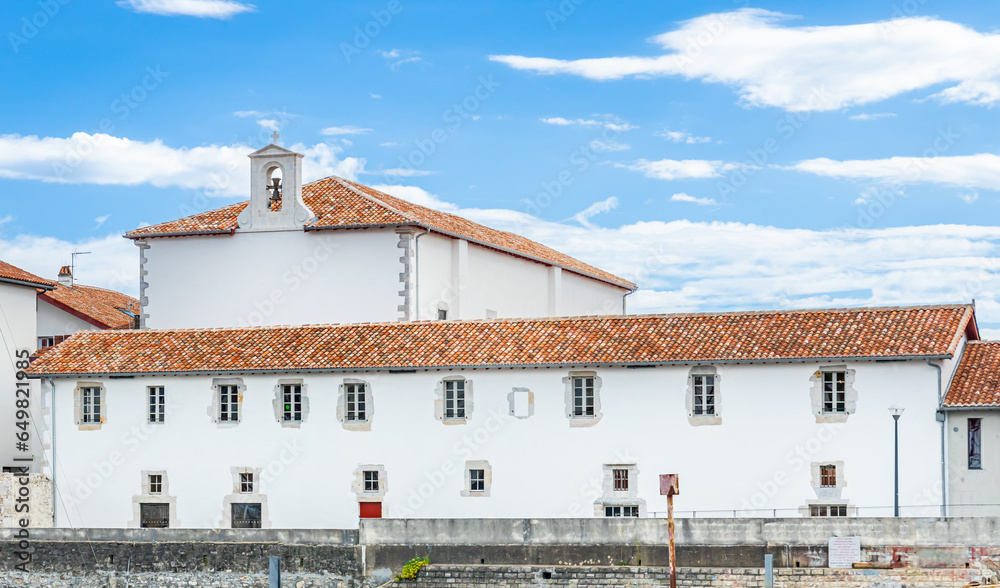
[888, 405, 905, 517]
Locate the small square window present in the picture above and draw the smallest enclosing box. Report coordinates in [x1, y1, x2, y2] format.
[437, 309, 448, 320]
[364, 470, 379, 493]
[469, 469, 485, 492]
[240, 472, 253, 494]
[148, 386, 165, 423]
[613, 468, 629, 492]
[820, 465, 836, 488]
[149, 474, 162, 495]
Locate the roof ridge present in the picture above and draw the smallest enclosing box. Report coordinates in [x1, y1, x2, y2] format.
[64, 282, 138, 299]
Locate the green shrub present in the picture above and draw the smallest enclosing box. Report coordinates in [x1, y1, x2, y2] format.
[395, 556, 430, 581]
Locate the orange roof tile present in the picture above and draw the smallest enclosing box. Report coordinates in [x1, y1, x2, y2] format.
[39, 283, 139, 330]
[124, 177, 634, 289]
[944, 341, 1000, 407]
[0, 260, 54, 289]
[27, 304, 973, 377]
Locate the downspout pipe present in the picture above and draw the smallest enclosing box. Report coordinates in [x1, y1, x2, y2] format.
[926, 358, 945, 517]
[413, 229, 430, 321]
[622, 288, 636, 314]
[45, 377, 56, 527]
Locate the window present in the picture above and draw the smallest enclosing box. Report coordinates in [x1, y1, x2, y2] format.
[444, 380, 466, 420]
[572, 376, 595, 417]
[605, 505, 639, 517]
[969, 418, 983, 470]
[240, 472, 253, 494]
[140, 503, 170, 528]
[345, 383, 367, 422]
[364, 470, 379, 493]
[469, 469, 485, 492]
[613, 468, 629, 492]
[692, 375, 715, 416]
[437, 309, 447, 320]
[821, 371, 847, 413]
[148, 386, 165, 423]
[810, 505, 847, 517]
[282, 384, 302, 422]
[149, 474, 163, 495]
[37, 336, 54, 349]
[219, 385, 239, 422]
[81, 387, 101, 424]
[820, 465, 836, 488]
[231, 503, 262, 528]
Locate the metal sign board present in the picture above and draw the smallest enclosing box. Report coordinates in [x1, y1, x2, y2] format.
[659, 474, 679, 496]
[828, 536, 861, 568]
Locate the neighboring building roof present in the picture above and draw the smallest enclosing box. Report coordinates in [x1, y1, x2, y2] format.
[0, 260, 54, 289]
[944, 341, 1000, 408]
[27, 304, 975, 377]
[124, 176, 635, 290]
[38, 283, 139, 330]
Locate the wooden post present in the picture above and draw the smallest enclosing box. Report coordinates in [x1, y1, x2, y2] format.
[668, 493, 676, 588]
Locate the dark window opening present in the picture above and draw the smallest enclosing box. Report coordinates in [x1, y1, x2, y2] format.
[140, 503, 169, 528]
[969, 418, 983, 470]
[231, 503, 262, 528]
[820, 465, 836, 488]
[470, 469, 485, 492]
[364, 470, 379, 492]
[437, 309, 447, 320]
[240, 472, 253, 494]
[613, 468, 629, 492]
[605, 505, 639, 517]
[810, 505, 847, 517]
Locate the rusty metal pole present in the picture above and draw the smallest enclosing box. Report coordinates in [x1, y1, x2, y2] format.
[668, 493, 676, 588]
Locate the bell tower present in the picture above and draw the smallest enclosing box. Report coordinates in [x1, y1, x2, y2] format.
[237, 132, 314, 232]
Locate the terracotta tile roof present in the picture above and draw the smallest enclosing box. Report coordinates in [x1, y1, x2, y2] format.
[27, 304, 974, 377]
[124, 177, 634, 289]
[0, 260, 54, 289]
[39, 283, 139, 330]
[944, 341, 1000, 407]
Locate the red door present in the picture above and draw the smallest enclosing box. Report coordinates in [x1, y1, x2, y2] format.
[359, 501, 382, 519]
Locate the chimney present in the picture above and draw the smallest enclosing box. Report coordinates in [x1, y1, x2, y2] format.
[58, 265, 72, 287]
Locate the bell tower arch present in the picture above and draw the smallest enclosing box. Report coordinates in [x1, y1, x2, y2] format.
[237, 133, 314, 232]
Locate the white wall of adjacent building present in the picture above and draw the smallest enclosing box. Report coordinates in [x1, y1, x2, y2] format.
[36, 299, 98, 339]
[947, 409, 1000, 516]
[45, 358, 949, 529]
[0, 282, 40, 470]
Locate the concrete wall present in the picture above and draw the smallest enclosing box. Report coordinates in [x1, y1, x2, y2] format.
[0, 282, 40, 470]
[44, 358, 947, 528]
[947, 409, 1000, 516]
[0, 473, 52, 527]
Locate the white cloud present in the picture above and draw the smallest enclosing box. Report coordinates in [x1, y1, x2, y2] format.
[849, 113, 896, 121]
[618, 158, 744, 181]
[321, 126, 373, 136]
[670, 193, 719, 206]
[0, 215, 13, 228]
[256, 119, 279, 132]
[491, 9, 1000, 111]
[380, 141, 401, 147]
[659, 130, 712, 144]
[93, 215, 110, 229]
[378, 49, 401, 59]
[589, 139, 630, 152]
[791, 153, 1000, 191]
[0, 133, 366, 197]
[0, 233, 138, 296]
[572, 196, 619, 228]
[370, 93, 383, 99]
[958, 191, 979, 204]
[378, 49, 423, 70]
[540, 117, 637, 132]
[118, 0, 253, 18]
[233, 110, 265, 118]
[369, 184, 459, 212]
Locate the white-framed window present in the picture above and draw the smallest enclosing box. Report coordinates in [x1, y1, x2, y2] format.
[821, 371, 847, 414]
[148, 386, 165, 423]
[572, 376, 595, 417]
[364, 470, 379, 493]
[37, 336, 55, 349]
[240, 472, 254, 494]
[469, 469, 485, 492]
[149, 473, 163, 495]
[461, 460, 491, 497]
[220, 385, 240, 422]
[809, 505, 847, 517]
[82, 387, 102, 424]
[444, 379, 466, 420]
[282, 384, 303, 422]
[346, 383, 367, 422]
[692, 374, 716, 416]
[605, 505, 639, 517]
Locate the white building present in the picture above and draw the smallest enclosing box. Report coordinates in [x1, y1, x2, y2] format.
[27, 304, 980, 529]
[125, 143, 635, 330]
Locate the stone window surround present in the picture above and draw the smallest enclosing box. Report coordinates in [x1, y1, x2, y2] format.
[208, 377, 246, 427]
[435, 376, 473, 425]
[127, 469, 179, 528]
[351, 464, 388, 502]
[462, 460, 491, 497]
[563, 371, 602, 427]
[73, 381, 106, 431]
[810, 460, 847, 500]
[507, 387, 535, 419]
[271, 379, 309, 428]
[337, 379, 375, 431]
[220, 466, 270, 529]
[686, 365, 722, 426]
[594, 463, 647, 517]
[809, 366, 858, 424]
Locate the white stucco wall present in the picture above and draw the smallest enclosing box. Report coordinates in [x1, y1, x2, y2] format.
[36, 299, 98, 338]
[141, 229, 403, 329]
[416, 234, 627, 321]
[947, 410, 1000, 516]
[0, 283, 39, 470]
[47, 358, 945, 529]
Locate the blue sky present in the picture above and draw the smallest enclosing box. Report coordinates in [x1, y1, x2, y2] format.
[2, 0, 1000, 331]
